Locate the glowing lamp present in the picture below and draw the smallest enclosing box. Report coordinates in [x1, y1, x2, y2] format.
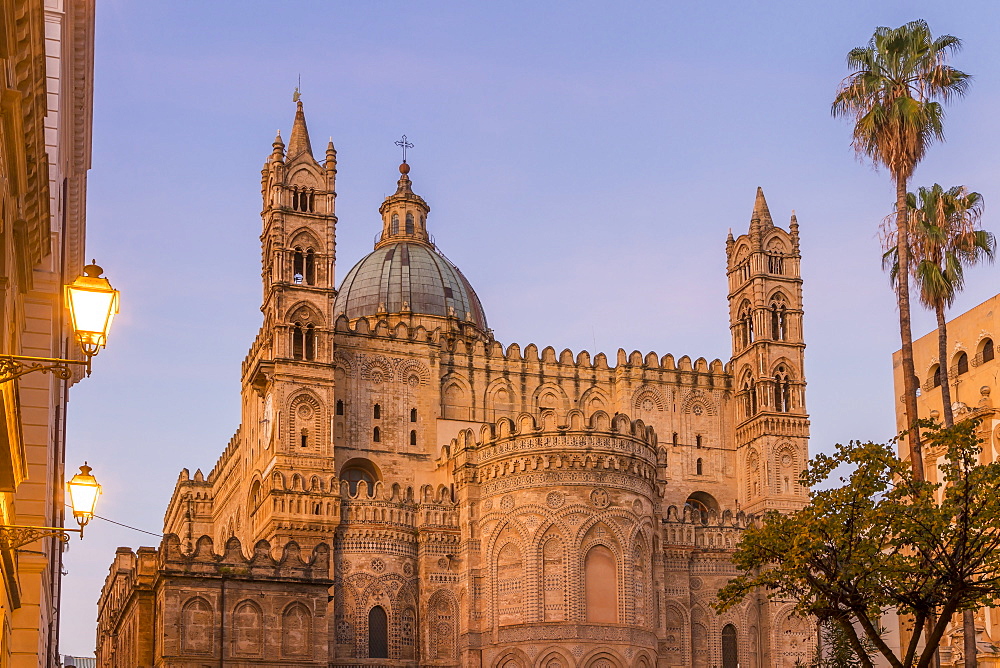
[67, 463, 101, 535]
[65, 262, 119, 357]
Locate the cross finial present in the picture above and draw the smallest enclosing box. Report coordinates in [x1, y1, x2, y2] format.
[395, 135, 414, 163]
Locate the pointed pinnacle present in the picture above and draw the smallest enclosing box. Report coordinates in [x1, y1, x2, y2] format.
[287, 99, 313, 159]
[752, 186, 774, 226]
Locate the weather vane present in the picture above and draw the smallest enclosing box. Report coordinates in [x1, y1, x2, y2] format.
[395, 135, 414, 163]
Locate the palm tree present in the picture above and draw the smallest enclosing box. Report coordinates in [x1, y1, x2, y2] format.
[832, 20, 970, 483]
[885, 184, 994, 668]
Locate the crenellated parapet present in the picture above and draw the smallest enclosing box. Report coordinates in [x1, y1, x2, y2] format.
[159, 533, 331, 581]
[442, 410, 659, 500]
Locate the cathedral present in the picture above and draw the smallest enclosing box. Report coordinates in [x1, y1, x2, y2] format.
[96, 100, 812, 668]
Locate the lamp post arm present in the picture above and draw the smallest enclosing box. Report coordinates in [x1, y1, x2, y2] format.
[0, 524, 82, 550]
[0, 355, 91, 384]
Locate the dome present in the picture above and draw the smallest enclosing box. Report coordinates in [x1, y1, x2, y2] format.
[334, 242, 488, 330]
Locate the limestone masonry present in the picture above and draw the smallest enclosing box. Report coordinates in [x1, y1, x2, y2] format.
[97, 100, 812, 668]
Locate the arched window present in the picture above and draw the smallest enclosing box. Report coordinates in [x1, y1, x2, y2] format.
[341, 459, 380, 496]
[292, 322, 304, 360]
[931, 365, 942, 388]
[410, 430, 417, 446]
[742, 374, 757, 418]
[584, 545, 617, 623]
[181, 598, 213, 653]
[410, 408, 417, 422]
[695, 435, 702, 448]
[983, 338, 996, 364]
[738, 302, 754, 349]
[956, 352, 970, 375]
[373, 426, 381, 443]
[373, 404, 381, 419]
[686, 492, 719, 518]
[770, 295, 788, 340]
[696, 458, 704, 475]
[300, 429, 308, 448]
[292, 247, 305, 284]
[304, 324, 315, 360]
[774, 366, 791, 412]
[304, 249, 315, 285]
[672, 432, 678, 446]
[336, 400, 344, 415]
[722, 624, 738, 668]
[391, 214, 399, 235]
[368, 606, 389, 658]
[405, 212, 414, 234]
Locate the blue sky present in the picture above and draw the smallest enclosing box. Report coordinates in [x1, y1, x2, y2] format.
[60, 0, 1000, 653]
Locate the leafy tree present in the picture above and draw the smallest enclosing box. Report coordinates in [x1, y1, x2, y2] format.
[832, 20, 970, 482]
[716, 421, 1000, 668]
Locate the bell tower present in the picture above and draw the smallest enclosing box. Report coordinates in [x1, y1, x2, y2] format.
[239, 98, 340, 549]
[727, 188, 809, 514]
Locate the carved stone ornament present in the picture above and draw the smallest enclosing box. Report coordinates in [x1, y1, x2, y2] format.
[546, 491, 565, 509]
[590, 487, 610, 509]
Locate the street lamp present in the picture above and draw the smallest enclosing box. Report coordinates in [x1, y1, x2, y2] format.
[0, 464, 102, 549]
[0, 261, 119, 383]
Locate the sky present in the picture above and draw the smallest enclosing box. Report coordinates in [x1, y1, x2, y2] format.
[59, 0, 1000, 654]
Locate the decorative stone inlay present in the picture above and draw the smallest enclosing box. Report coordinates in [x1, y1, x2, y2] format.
[337, 559, 351, 573]
[590, 487, 610, 509]
[546, 491, 565, 509]
[403, 561, 414, 577]
[297, 403, 314, 419]
[437, 557, 449, 569]
[370, 558, 386, 573]
[690, 576, 703, 590]
[482, 499, 493, 511]
[500, 495, 514, 511]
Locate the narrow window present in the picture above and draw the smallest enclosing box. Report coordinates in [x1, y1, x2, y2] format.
[584, 545, 617, 623]
[373, 404, 381, 419]
[391, 214, 399, 234]
[722, 624, 738, 668]
[304, 324, 315, 361]
[305, 249, 315, 285]
[410, 408, 417, 422]
[696, 458, 703, 475]
[292, 323, 304, 360]
[373, 426, 381, 443]
[292, 247, 304, 284]
[671, 432, 678, 446]
[307, 191, 315, 212]
[336, 400, 344, 416]
[410, 430, 417, 446]
[368, 606, 389, 658]
[985, 339, 995, 363]
[300, 429, 308, 448]
[932, 365, 941, 388]
[695, 435, 702, 448]
[405, 213, 414, 234]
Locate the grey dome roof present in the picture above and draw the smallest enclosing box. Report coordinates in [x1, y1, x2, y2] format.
[334, 242, 488, 330]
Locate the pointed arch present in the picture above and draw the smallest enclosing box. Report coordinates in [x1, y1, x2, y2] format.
[180, 597, 213, 654]
[531, 382, 569, 413]
[485, 377, 517, 419]
[428, 589, 458, 658]
[232, 599, 264, 656]
[442, 373, 472, 420]
[580, 386, 610, 414]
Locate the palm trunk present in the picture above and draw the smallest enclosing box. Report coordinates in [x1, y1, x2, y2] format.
[935, 305, 975, 667]
[937, 305, 954, 428]
[896, 177, 924, 481]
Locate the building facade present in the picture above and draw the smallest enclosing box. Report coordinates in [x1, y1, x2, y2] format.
[98, 101, 812, 668]
[892, 294, 1000, 666]
[0, 0, 95, 666]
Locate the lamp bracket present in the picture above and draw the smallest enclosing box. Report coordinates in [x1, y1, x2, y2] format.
[0, 355, 90, 385]
[0, 524, 81, 550]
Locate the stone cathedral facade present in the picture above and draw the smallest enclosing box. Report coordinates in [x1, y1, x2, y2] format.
[96, 101, 812, 668]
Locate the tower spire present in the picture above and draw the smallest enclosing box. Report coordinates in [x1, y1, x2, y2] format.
[287, 99, 313, 160]
[752, 186, 774, 227]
